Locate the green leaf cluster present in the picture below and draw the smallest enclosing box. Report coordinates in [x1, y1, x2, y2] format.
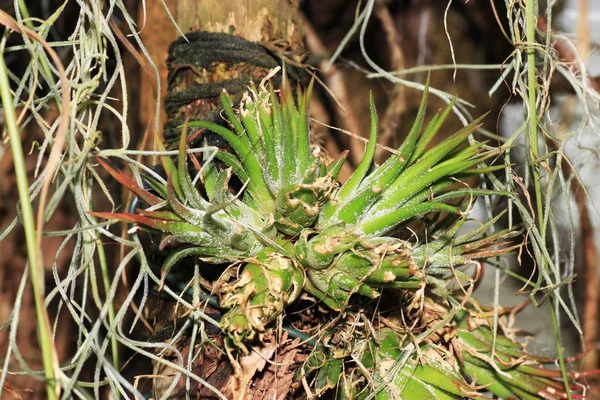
[93, 72, 512, 349]
[297, 298, 575, 400]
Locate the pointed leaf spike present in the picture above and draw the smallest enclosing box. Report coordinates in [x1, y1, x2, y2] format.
[155, 135, 184, 199]
[178, 118, 205, 209]
[326, 150, 349, 180]
[187, 120, 274, 209]
[269, 82, 284, 162]
[239, 94, 263, 156]
[376, 73, 431, 175]
[336, 93, 378, 203]
[398, 74, 430, 164]
[258, 96, 280, 185]
[166, 172, 208, 227]
[88, 211, 202, 235]
[333, 81, 432, 225]
[95, 157, 162, 206]
[296, 78, 314, 174]
[220, 90, 245, 136]
[409, 96, 457, 164]
[361, 202, 460, 236]
[371, 116, 487, 215]
[280, 71, 299, 184]
[280, 63, 298, 138]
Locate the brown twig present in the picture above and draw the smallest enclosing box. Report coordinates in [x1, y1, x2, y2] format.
[574, 164, 598, 372]
[573, 0, 598, 374]
[557, 144, 598, 372]
[373, 2, 406, 163]
[489, 0, 513, 45]
[576, 0, 590, 63]
[0, 12, 70, 396]
[537, 16, 600, 96]
[301, 12, 365, 168]
[548, 97, 597, 373]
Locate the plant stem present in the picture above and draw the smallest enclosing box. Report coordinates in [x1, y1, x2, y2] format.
[550, 300, 572, 396]
[97, 237, 120, 393]
[525, 0, 543, 232]
[17, 0, 59, 98]
[525, 1, 572, 398]
[0, 53, 57, 399]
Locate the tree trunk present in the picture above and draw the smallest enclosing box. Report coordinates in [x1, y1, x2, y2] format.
[143, 1, 306, 398]
[161, 0, 304, 146]
[176, 0, 302, 45]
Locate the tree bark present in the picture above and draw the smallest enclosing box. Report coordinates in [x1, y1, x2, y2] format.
[145, 1, 306, 398]
[161, 0, 304, 146]
[176, 0, 303, 46]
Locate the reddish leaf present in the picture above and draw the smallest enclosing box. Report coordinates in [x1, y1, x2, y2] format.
[137, 210, 183, 221]
[89, 211, 202, 234]
[96, 157, 162, 206]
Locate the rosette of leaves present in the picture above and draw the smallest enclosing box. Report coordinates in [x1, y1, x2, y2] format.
[91, 71, 513, 348]
[297, 299, 581, 399]
[342, 328, 479, 399]
[452, 307, 581, 399]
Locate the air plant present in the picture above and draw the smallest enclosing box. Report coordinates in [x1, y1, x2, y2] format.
[91, 70, 582, 398]
[298, 297, 583, 399]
